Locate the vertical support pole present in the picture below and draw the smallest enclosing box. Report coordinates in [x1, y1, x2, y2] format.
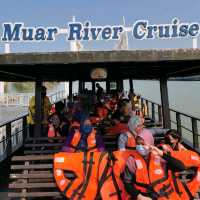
[106, 80, 110, 94]
[160, 77, 171, 129]
[69, 80, 73, 102]
[151, 103, 155, 121]
[145, 100, 149, 117]
[176, 112, 182, 137]
[117, 80, 123, 92]
[34, 80, 42, 138]
[6, 123, 12, 156]
[79, 81, 83, 94]
[158, 105, 163, 125]
[23, 116, 27, 143]
[92, 81, 95, 95]
[192, 118, 199, 149]
[129, 78, 134, 93]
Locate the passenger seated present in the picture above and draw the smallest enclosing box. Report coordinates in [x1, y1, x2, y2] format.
[48, 113, 70, 138]
[62, 114, 105, 152]
[106, 112, 129, 136]
[158, 129, 187, 152]
[118, 116, 154, 151]
[123, 133, 200, 200]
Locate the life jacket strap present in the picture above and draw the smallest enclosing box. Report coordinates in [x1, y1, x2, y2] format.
[150, 174, 168, 187]
[77, 152, 95, 200]
[108, 152, 122, 200]
[158, 183, 174, 199]
[126, 146, 136, 150]
[87, 145, 98, 151]
[62, 180, 74, 196]
[98, 152, 111, 192]
[171, 172, 182, 196]
[69, 144, 78, 150]
[181, 181, 194, 200]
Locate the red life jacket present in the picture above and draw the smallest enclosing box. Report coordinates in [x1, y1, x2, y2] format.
[68, 128, 98, 152]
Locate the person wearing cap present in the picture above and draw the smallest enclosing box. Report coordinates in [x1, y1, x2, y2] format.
[27, 86, 51, 137]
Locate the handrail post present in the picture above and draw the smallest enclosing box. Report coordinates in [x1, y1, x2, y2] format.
[145, 100, 149, 117]
[151, 103, 155, 121]
[141, 98, 144, 114]
[158, 105, 163, 125]
[23, 116, 27, 143]
[176, 112, 182, 138]
[160, 77, 171, 129]
[6, 123, 12, 156]
[192, 118, 199, 149]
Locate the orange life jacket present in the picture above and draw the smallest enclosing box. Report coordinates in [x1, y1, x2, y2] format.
[54, 151, 130, 200]
[158, 143, 187, 153]
[97, 151, 131, 200]
[125, 132, 136, 150]
[67, 128, 98, 152]
[158, 144, 200, 198]
[169, 150, 200, 199]
[54, 152, 100, 200]
[128, 151, 200, 200]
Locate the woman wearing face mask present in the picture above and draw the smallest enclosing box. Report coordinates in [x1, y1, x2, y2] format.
[122, 131, 200, 200]
[159, 129, 187, 152]
[62, 114, 105, 152]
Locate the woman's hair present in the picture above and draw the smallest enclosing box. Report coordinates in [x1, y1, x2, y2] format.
[165, 129, 181, 142]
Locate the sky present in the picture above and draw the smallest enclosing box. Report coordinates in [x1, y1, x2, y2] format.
[0, 0, 200, 53]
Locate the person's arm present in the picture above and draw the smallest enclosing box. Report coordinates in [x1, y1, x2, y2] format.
[124, 166, 140, 198]
[163, 152, 186, 171]
[123, 157, 152, 200]
[118, 133, 128, 151]
[151, 146, 186, 171]
[62, 130, 75, 152]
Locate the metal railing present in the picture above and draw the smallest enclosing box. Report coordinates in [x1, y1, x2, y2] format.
[0, 90, 67, 107]
[0, 90, 67, 162]
[141, 97, 200, 150]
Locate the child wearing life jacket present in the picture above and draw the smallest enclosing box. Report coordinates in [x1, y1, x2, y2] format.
[123, 133, 200, 200]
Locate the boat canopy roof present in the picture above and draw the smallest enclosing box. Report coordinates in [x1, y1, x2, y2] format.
[0, 49, 200, 81]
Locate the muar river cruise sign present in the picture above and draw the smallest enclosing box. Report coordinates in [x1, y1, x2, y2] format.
[0, 18, 199, 42]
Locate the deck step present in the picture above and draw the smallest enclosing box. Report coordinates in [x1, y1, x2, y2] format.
[11, 164, 53, 170]
[8, 192, 62, 198]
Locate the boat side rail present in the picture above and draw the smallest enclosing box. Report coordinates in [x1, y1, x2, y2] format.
[0, 91, 67, 162]
[0, 114, 27, 162]
[141, 97, 200, 150]
[0, 90, 67, 107]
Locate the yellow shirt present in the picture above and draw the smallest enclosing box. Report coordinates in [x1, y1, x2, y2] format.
[27, 96, 51, 125]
